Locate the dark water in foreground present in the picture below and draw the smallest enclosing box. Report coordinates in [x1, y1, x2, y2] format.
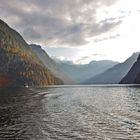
[0, 86, 140, 140]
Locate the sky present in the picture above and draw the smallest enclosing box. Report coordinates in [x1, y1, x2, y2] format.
[0, 0, 140, 64]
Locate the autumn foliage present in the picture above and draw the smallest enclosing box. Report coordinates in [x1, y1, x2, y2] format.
[0, 19, 63, 87]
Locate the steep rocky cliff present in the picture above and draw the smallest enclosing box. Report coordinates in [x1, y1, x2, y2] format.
[0, 19, 63, 87]
[120, 54, 140, 84]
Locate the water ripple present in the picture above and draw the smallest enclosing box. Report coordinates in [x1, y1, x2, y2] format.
[0, 86, 140, 139]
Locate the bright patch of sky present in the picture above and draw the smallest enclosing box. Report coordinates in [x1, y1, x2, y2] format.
[46, 0, 140, 64]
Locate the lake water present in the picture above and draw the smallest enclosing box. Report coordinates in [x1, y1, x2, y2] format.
[0, 85, 140, 140]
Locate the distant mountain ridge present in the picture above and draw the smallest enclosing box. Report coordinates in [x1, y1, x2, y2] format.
[30, 44, 74, 84]
[57, 59, 118, 83]
[84, 52, 139, 84]
[0, 19, 63, 87]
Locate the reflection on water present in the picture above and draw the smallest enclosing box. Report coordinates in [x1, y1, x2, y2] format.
[0, 86, 140, 139]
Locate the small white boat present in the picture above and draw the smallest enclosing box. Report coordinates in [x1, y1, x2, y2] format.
[24, 83, 29, 88]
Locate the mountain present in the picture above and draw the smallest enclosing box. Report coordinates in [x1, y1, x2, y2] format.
[57, 60, 118, 83]
[84, 52, 139, 84]
[120, 54, 140, 84]
[0, 19, 63, 87]
[30, 44, 73, 84]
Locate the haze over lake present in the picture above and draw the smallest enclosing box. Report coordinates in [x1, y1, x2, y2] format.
[0, 86, 140, 139]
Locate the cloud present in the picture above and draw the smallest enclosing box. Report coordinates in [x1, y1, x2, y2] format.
[23, 27, 42, 40]
[94, 34, 120, 42]
[76, 53, 106, 64]
[45, 46, 79, 59]
[0, 0, 121, 47]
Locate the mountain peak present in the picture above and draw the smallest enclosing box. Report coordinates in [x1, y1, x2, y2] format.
[0, 19, 63, 87]
[0, 19, 7, 25]
[0, 19, 13, 31]
[132, 52, 139, 57]
[84, 52, 139, 84]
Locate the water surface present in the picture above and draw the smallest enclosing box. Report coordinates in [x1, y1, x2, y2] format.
[0, 85, 140, 139]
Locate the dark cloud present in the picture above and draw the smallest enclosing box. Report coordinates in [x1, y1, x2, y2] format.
[0, 0, 121, 47]
[23, 27, 42, 40]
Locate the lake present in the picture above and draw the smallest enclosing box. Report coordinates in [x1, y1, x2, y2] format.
[0, 85, 140, 139]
